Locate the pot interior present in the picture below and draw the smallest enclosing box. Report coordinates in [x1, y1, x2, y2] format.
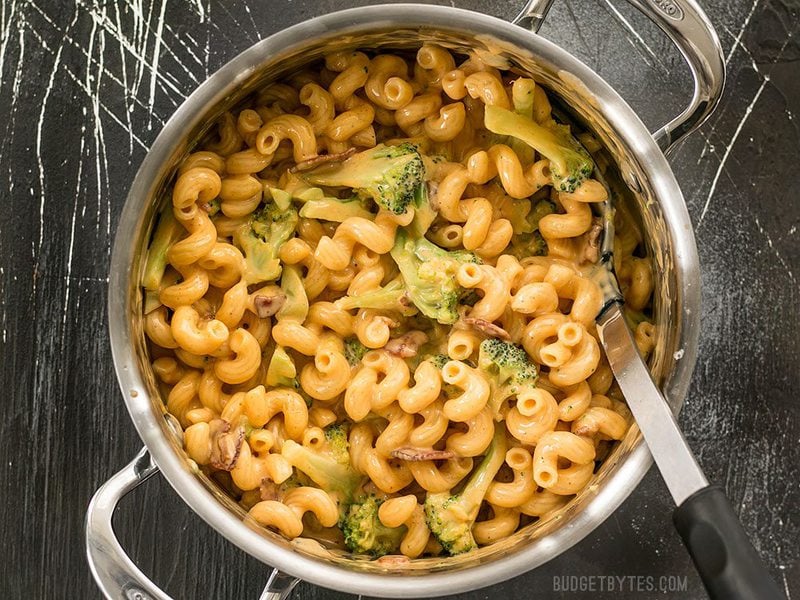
[122, 12, 691, 585]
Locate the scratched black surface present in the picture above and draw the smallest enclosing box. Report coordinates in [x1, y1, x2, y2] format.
[0, 0, 798, 598]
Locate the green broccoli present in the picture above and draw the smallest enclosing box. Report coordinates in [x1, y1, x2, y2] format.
[424, 353, 450, 370]
[276, 265, 308, 322]
[302, 143, 426, 215]
[484, 105, 594, 193]
[624, 307, 651, 330]
[142, 208, 183, 291]
[343, 337, 368, 367]
[323, 424, 351, 465]
[424, 425, 508, 555]
[202, 198, 221, 216]
[234, 202, 298, 285]
[265, 345, 298, 389]
[478, 338, 539, 393]
[508, 231, 548, 261]
[407, 181, 438, 238]
[281, 428, 362, 507]
[478, 338, 539, 414]
[298, 196, 374, 222]
[507, 199, 555, 260]
[342, 494, 406, 557]
[390, 229, 480, 324]
[335, 276, 416, 316]
[528, 198, 556, 229]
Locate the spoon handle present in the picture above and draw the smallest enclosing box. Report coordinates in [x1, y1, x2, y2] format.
[674, 485, 785, 599]
[597, 302, 783, 599]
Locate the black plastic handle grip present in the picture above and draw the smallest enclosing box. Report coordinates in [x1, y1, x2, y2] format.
[673, 485, 785, 599]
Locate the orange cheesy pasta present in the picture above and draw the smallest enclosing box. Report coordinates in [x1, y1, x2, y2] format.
[141, 44, 655, 559]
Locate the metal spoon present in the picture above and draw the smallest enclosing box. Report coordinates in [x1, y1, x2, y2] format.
[588, 166, 784, 599]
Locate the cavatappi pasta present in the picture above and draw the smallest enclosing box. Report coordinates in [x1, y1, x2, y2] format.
[142, 45, 656, 560]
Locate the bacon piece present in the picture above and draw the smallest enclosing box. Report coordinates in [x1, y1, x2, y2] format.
[290, 148, 357, 172]
[391, 447, 456, 462]
[384, 330, 429, 358]
[210, 420, 244, 471]
[463, 317, 511, 341]
[254, 292, 287, 318]
[259, 479, 280, 501]
[582, 218, 603, 264]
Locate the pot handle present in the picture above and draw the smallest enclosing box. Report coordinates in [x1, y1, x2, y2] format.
[514, 0, 725, 155]
[85, 447, 300, 600]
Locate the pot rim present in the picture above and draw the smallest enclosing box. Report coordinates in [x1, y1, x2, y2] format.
[108, 4, 701, 597]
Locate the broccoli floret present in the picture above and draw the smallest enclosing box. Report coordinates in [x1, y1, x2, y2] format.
[281, 434, 362, 507]
[324, 424, 351, 465]
[302, 143, 426, 215]
[235, 202, 299, 285]
[478, 338, 539, 415]
[478, 338, 539, 395]
[278, 472, 304, 493]
[424, 425, 507, 555]
[484, 105, 594, 193]
[508, 199, 555, 260]
[424, 353, 450, 370]
[528, 198, 556, 230]
[342, 495, 406, 557]
[390, 229, 480, 324]
[500, 197, 534, 235]
[508, 230, 547, 260]
[142, 208, 183, 291]
[344, 337, 368, 367]
[335, 276, 416, 316]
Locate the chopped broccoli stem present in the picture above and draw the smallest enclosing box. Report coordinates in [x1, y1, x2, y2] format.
[276, 265, 309, 322]
[335, 276, 416, 316]
[424, 425, 507, 555]
[510, 78, 537, 163]
[342, 495, 406, 557]
[302, 143, 426, 215]
[142, 208, 183, 291]
[344, 337, 368, 367]
[143, 290, 162, 314]
[234, 202, 298, 285]
[268, 187, 293, 211]
[390, 229, 479, 324]
[512, 78, 535, 119]
[298, 197, 374, 222]
[407, 182, 437, 238]
[484, 105, 594, 193]
[266, 346, 297, 388]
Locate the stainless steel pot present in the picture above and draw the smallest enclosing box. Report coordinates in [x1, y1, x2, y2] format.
[87, 2, 724, 598]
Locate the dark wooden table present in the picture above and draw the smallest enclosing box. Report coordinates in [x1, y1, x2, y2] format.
[1, 1, 797, 598]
